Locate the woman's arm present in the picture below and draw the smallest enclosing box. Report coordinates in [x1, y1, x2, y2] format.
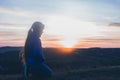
[34, 38, 45, 63]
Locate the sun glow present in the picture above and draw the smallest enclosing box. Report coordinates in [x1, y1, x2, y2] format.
[45, 15, 101, 48]
[59, 39, 78, 48]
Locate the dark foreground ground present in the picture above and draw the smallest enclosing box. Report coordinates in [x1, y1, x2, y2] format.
[0, 47, 120, 80]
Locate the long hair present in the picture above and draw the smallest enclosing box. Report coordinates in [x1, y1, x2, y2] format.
[21, 21, 44, 64]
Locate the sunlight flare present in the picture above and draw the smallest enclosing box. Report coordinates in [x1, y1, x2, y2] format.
[45, 15, 101, 48]
[59, 39, 78, 48]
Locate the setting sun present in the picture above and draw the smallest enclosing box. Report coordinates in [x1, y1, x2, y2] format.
[59, 39, 78, 48]
[44, 15, 102, 48]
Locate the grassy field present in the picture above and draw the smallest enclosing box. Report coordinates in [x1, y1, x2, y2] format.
[0, 47, 120, 80]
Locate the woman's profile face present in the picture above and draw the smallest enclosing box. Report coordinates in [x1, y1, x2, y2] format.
[38, 27, 44, 37]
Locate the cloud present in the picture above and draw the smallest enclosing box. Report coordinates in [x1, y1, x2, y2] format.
[0, 7, 27, 16]
[54, 0, 120, 25]
[84, 37, 120, 43]
[109, 23, 120, 27]
[0, 7, 46, 18]
[0, 22, 26, 26]
[1, 0, 120, 25]
[42, 34, 63, 41]
[0, 30, 24, 37]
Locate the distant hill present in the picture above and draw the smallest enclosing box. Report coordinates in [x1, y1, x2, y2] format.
[0, 46, 21, 54]
[0, 46, 120, 74]
[0, 46, 120, 80]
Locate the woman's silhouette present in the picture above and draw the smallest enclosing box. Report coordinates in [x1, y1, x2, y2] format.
[20, 21, 52, 79]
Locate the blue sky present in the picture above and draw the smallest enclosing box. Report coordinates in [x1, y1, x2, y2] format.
[0, 0, 120, 47]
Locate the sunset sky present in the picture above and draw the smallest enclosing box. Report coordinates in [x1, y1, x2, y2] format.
[0, 0, 120, 48]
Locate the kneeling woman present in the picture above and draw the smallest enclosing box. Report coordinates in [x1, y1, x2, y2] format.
[21, 21, 52, 79]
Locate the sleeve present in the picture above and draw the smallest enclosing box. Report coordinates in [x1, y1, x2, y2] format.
[33, 38, 45, 63]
